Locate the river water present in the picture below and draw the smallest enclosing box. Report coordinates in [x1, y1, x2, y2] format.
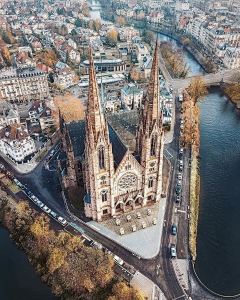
[158, 33, 240, 296]
[0, 226, 56, 300]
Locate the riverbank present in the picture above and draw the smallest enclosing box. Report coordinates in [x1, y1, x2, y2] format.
[0, 185, 143, 300]
[146, 27, 216, 74]
[221, 82, 240, 110]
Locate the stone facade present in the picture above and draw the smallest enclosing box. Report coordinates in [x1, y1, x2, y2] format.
[59, 40, 164, 222]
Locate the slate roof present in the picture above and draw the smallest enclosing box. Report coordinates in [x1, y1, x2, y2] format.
[121, 83, 143, 96]
[66, 119, 128, 170]
[108, 110, 140, 152]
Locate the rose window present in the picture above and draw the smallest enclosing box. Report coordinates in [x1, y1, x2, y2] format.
[118, 173, 137, 191]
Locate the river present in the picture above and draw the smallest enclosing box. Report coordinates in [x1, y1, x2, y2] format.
[0, 226, 56, 300]
[158, 33, 240, 296]
[89, 1, 101, 20]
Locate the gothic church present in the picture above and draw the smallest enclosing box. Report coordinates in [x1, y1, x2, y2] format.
[58, 39, 164, 222]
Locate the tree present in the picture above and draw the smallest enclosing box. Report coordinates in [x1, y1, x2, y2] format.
[47, 247, 67, 274]
[94, 19, 101, 33]
[143, 30, 155, 45]
[107, 29, 118, 46]
[53, 93, 86, 123]
[82, 4, 90, 17]
[188, 76, 208, 105]
[2, 48, 12, 66]
[71, 29, 77, 36]
[108, 282, 144, 300]
[116, 17, 126, 26]
[183, 38, 191, 47]
[89, 20, 94, 30]
[75, 18, 82, 27]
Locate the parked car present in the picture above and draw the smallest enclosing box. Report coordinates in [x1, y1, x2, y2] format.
[43, 205, 51, 214]
[179, 165, 183, 172]
[58, 216, 67, 225]
[50, 211, 58, 219]
[172, 224, 177, 235]
[137, 212, 141, 219]
[177, 173, 182, 180]
[36, 200, 44, 208]
[25, 188, 32, 196]
[31, 195, 38, 202]
[113, 255, 124, 266]
[176, 186, 181, 195]
[170, 245, 176, 258]
[176, 196, 180, 203]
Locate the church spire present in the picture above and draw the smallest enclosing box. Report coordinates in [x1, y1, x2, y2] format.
[86, 46, 105, 142]
[143, 38, 160, 134]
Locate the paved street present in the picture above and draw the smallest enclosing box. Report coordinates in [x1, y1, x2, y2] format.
[170, 69, 239, 90]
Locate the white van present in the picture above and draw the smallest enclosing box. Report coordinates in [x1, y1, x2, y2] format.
[113, 255, 124, 266]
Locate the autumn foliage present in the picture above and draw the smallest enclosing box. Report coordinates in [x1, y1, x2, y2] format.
[107, 29, 118, 46]
[36, 49, 59, 68]
[53, 93, 86, 124]
[0, 195, 143, 300]
[160, 41, 189, 78]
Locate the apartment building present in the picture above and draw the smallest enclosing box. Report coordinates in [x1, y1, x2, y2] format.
[0, 124, 36, 163]
[223, 47, 240, 68]
[0, 67, 49, 102]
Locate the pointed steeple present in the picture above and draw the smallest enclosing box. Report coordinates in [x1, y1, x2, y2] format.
[143, 38, 160, 134]
[86, 47, 105, 142]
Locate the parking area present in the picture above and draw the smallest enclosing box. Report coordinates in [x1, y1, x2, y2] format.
[101, 203, 160, 236]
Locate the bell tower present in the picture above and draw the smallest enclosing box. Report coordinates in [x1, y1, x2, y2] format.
[135, 39, 164, 204]
[84, 47, 115, 221]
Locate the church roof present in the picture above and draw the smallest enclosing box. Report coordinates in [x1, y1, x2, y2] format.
[66, 120, 127, 169]
[108, 110, 140, 152]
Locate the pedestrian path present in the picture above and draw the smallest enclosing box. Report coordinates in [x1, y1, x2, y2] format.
[131, 271, 167, 300]
[88, 198, 167, 259]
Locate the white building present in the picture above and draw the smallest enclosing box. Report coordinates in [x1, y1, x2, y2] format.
[0, 67, 49, 102]
[0, 124, 36, 163]
[121, 83, 143, 110]
[223, 47, 240, 69]
[54, 67, 74, 89]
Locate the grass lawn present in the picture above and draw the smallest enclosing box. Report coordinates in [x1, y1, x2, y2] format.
[67, 185, 86, 212]
[36, 149, 48, 162]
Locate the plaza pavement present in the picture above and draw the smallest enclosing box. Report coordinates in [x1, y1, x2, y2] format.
[88, 197, 167, 259]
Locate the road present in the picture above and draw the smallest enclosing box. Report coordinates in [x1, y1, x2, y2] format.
[0, 99, 189, 300]
[170, 69, 239, 90]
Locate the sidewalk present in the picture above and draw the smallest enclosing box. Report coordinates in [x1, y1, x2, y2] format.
[131, 271, 167, 300]
[87, 198, 167, 259]
[0, 140, 54, 174]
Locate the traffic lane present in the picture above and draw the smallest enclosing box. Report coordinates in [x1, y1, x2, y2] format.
[16, 165, 69, 220]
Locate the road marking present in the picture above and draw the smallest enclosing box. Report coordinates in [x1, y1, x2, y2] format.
[165, 149, 173, 158]
[178, 210, 186, 213]
[90, 224, 101, 231]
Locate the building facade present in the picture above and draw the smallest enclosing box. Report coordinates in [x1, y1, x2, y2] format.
[0, 124, 36, 163]
[0, 67, 49, 102]
[59, 41, 164, 222]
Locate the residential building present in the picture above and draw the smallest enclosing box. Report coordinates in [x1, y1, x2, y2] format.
[223, 46, 240, 68]
[0, 67, 49, 102]
[121, 83, 143, 110]
[0, 123, 36, 163]
[54, 67, 74, 88]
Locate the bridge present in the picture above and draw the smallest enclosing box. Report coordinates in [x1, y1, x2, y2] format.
[169, 69, 239, 90]
[87, 0, 101, 10]
[158, 49, 239, 90]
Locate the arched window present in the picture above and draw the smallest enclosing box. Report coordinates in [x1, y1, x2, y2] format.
[101, 191, 107, 202]
[148, 177, 153, 188]
[150, 135, 158, 157]
[98, 146, 105, 170]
